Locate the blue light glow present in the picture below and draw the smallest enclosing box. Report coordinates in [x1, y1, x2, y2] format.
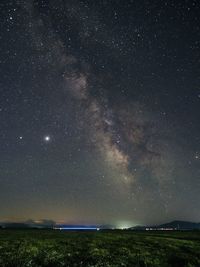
[54, 227, 99, 230]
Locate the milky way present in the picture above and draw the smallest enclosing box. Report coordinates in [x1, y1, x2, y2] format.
[0, 0, 199, 226]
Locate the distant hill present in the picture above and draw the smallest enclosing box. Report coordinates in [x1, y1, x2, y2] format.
[0, 223, 31, 229]
[99, 224, 115, 229]
[1, 220, 199, 230]
[130, 225, 146, 230]
[130, 220, 200, 230]
[0, 220, 55, 229]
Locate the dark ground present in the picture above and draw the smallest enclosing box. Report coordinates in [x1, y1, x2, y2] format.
[0, 229, 199, 267]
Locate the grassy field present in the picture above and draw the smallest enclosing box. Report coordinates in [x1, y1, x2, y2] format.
[0, 229, 199, 267]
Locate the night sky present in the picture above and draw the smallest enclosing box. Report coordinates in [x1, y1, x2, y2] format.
[0, 0, 200, 227]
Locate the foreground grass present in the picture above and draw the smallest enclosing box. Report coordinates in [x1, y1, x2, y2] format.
[0, 229, 199, 267]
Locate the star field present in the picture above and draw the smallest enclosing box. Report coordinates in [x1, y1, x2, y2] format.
[0, 0, 199, 226]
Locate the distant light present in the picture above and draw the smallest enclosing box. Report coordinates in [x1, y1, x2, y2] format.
[116, 221, 135, 230]
[19, 136, 23, 140]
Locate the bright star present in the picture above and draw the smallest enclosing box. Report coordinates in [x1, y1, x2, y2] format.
[44, 135, 51, 142]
